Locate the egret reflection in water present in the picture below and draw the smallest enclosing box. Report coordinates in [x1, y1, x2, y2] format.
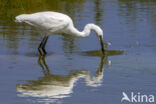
[16, 55, 107, 103]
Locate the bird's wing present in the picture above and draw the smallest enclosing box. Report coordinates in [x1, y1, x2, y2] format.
[23, 13, 70, 33]
[41, 15, 69, 32]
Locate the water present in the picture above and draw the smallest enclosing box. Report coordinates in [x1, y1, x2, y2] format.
[0, 0, 156, 104]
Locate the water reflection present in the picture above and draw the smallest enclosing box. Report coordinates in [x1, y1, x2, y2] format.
[94, 0, 103, 25]
[16, 55, 107, 103]
[80, 43, 124, 57]
[118, 0, 156, 24]
[62, 35, 78, 55]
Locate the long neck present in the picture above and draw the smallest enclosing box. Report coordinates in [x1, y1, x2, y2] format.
[68, 24, 103, 38]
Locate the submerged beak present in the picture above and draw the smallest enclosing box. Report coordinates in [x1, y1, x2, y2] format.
[99, 36, 105, 55]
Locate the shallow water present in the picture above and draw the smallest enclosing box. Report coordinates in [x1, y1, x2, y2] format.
[0, 0, 156, 104]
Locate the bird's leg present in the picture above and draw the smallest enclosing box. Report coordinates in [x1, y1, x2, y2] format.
[38, 36, 48, 55]
[41, 36, 49, 54]
[39, 36, 47, 48]
[42, 36, 49, 49]
[99, 36, 105, 55]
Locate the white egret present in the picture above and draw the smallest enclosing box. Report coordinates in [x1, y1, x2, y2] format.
[15, 11, 105, 55]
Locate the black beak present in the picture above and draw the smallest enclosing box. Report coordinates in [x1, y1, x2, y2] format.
[99, 36, 105, 55]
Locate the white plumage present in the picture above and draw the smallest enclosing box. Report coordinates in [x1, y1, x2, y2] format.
[15, 11, 105, 55]
[16, 12, 71, 35]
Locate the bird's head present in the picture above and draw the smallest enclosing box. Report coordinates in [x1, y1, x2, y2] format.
[90, 24, 105, 55]
[82, 23, 105, 55]
[89, 24, 103, 38]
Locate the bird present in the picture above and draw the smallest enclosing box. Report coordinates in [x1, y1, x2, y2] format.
[15, 11, 105, 55]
